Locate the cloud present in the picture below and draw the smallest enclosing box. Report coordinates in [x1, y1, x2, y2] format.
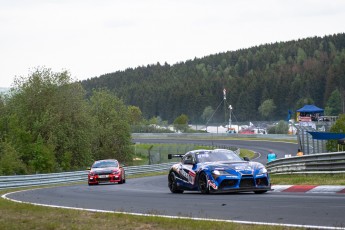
[0, 0, 344, 87]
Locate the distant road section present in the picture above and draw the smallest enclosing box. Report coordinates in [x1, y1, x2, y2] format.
[132, 138, 297, 164]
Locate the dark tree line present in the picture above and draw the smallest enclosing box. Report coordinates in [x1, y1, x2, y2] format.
[81, 33, 345, 124]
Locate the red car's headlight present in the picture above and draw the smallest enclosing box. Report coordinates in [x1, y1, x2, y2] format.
[112, 170, 120, 175]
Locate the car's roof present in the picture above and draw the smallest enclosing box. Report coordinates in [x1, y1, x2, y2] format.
[94, 159, 118, 163]
[188, 149, 211, 153]
[188, 149, 235, 154]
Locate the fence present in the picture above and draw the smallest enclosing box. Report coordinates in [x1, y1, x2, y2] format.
[296, 125, 328, 155]
[266, 151, 345, 174]
[294, 117, 340, 155]
[2, 152, 345, 189]
[134, 143, 196, 165]
[133, 142, 240, 164]
[0, 143, 241, 190]
[132, 133, 297, 140]
[0, 162, 175, 190]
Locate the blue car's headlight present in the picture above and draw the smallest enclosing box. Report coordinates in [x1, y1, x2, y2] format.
[212, 170, 237, 176]
[257, 167, 267, 175]
[212, 170, 220, 176]
[212, 170, 228, 176]
[212, 170, 238, 179]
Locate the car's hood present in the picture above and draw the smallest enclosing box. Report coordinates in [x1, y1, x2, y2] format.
[200, 161, 264, 173]
[90, 167, 118, 174]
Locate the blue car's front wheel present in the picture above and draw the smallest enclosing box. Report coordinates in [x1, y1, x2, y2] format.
[198, 172, 210, 194]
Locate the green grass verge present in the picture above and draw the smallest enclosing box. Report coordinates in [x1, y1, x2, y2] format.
[239, 148, 256, 159]
[271, 173, 345, 185]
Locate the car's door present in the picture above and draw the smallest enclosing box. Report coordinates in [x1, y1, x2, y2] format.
[178, 153, 197, 189]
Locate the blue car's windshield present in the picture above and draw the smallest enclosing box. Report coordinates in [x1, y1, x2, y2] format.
[196, 150, 242, 163]
[92, 160, 118, 168]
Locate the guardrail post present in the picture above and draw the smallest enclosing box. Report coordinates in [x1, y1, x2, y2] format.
[306, 131, 310, 155]
[148, 145, 153, 165]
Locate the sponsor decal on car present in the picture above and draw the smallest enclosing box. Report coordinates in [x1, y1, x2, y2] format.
[208, 179, 218, 190]
[180, 168, 196, 184]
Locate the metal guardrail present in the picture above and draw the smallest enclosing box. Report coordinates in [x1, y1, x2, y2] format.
[132, 133, 298, 140]
[266, 152, 345, 174]
[0, 162, 175, 190]
[4, 150, 344, 189]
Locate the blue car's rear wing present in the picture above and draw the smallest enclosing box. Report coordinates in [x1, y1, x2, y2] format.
[168, 154, 184, 159]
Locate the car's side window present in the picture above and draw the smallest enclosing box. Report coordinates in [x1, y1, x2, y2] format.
[182, 154, 189, 164]
[182, 153, 195, 165]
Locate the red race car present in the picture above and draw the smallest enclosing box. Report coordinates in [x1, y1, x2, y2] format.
[88, 159, 126, 185]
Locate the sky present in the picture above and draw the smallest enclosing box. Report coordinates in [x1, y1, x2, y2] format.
[0, 0, 344, 88]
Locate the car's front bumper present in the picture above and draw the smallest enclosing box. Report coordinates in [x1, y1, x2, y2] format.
[88, 174, 122, 184]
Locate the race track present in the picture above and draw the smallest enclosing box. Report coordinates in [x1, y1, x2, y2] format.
[5, 175, 345, 229]
[4, 139, 345, 229]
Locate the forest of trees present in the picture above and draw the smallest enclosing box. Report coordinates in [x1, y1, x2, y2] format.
[81, 33, 345, 125]
[0, 69, 134, 175]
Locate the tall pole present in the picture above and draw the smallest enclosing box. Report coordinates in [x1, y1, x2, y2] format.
[343, 89, 345, 114]
[229, 105, 232, 129]
[223, 88, 227, 124]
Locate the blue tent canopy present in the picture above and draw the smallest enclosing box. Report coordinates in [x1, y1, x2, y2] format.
[297, 104, 324, 113]
[308, 132, 345, 140]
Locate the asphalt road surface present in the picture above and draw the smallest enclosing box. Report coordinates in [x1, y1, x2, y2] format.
[6, 175, 345, 229]
[5, 139, 345, 229]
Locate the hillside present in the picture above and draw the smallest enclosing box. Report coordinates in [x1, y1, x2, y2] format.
[81, 33, 345, 123]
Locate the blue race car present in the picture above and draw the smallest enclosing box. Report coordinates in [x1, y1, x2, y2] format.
[168, 149, 271, 194]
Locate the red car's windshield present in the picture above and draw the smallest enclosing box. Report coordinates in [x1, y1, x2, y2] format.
[196, 150, 242, 163]
[92, 160, 118, 168]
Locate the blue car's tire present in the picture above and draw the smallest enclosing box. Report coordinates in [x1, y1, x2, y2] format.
[198, 172, 210, 194]
[168, 171, 184, 193]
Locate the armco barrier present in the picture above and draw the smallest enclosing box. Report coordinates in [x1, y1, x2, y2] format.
[266, 151, 345, 174]
[4, 151, 344, 189]
[0, 162, 176, 190]
[132, 133, 297, 140]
